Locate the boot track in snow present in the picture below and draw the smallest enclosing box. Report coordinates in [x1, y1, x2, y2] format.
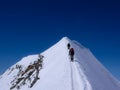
[70, 60, 92, 90]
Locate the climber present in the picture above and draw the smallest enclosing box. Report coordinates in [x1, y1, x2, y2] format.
[67, 43, 70, 49]
[69, 48, 75, 62]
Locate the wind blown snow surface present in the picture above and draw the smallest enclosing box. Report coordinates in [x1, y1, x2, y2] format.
[0, 37, 120, 90]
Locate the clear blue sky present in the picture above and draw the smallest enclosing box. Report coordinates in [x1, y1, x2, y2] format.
[0, 0, 120, 80]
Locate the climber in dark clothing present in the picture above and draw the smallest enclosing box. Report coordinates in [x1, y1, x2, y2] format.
[67, 43, 70, 49]
[69, 48, 75, 62]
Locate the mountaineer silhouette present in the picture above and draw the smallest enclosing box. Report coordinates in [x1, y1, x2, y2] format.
[67, 43, 75, 62]
[67, 43, 70, 49]
[69, 48, 75, 62]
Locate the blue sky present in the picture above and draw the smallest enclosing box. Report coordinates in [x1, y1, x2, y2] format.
[0, 0, 120, 80]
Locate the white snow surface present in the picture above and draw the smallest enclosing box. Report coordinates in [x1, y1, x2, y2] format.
[0, 37, 120, 90]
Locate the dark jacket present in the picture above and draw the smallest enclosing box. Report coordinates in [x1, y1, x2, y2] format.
[67, 43, 70, 49]
[69, 48, 74, 56]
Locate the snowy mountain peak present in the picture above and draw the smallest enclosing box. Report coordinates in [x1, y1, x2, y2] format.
[0, 37, 120, 90]
[59, 36, 86, 50]
[57, 36, 71, 46]
[61, 36, 70, 41]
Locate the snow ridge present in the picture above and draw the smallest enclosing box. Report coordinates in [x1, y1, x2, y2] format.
[0, 37, 120, 90]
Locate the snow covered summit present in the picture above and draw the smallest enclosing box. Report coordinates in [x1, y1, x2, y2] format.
[0, 37, 120, 90]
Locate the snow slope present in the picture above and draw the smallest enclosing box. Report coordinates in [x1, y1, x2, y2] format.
[0, 37, 120, 90]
